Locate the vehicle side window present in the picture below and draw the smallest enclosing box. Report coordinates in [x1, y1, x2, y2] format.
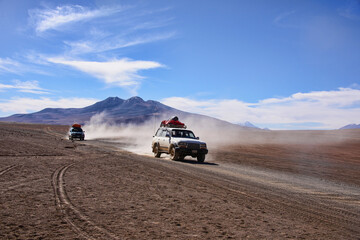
[161, 130, 170, 137]
[160, 130, 168, 137]
[155, 128, 161, 137]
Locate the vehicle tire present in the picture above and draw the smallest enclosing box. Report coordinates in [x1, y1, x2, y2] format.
[170, 146, 179, 161]
[197, 154, 205, 163]
[153, 144, 161, 158]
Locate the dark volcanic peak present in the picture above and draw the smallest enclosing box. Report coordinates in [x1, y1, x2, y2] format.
[105, 96, 123, 102]
[125, 96, 145, 103]
[83, 96, 125, 112]
[85, 96, 148, 112]
[122, 96, 146, 107]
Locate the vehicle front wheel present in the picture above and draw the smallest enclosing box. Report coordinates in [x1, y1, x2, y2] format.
[153, 144, 161, 158]
[197, 154, 205, 163]
[170, 146, 179, 161]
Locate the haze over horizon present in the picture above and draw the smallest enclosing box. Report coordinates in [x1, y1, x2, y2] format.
[0, 0, 359, 130]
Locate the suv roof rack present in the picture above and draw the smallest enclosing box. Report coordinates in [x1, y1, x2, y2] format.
[161, 123, 187, 129]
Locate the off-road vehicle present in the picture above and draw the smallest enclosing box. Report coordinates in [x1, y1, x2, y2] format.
[68, 124, 85, 141]
[152, 127, 208, 162]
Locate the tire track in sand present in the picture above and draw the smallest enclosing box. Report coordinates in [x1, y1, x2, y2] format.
[0, 165, 18, 176]
[52, 164, 120, 240]
[170, 162, 360, 237]
[45, 127, 66, 138]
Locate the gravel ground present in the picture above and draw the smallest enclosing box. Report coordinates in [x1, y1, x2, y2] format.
[0, 122, 359, 239]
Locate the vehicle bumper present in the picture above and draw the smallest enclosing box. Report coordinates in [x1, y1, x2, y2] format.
[70, 134, 84, 139]
[175, 147, 208, 156]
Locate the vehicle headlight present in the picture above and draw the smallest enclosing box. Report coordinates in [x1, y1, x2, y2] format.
[200, 143, 207, 149]
[178, 142, 187, 148]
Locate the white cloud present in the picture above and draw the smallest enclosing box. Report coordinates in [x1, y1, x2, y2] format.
[55, 5, 175, 55]
[0, 80, 49, 94]
[29, 4, 123, 33]
[48, 58, 164, 94]
[64, 31, 176, 55]
[161, 88, 360, 130]
[0, 56, 51, 75]
[0, 58, 20, 73]
[0, 97, 98, 115]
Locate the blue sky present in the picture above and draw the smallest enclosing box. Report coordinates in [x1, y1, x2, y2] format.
[0, 0, 360, 129]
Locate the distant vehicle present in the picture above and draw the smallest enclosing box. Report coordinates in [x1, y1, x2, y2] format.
[152, 118, 208, 162]
[69, 124, 85, 141]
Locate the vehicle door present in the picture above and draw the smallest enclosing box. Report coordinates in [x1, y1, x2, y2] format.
[159, 129, 171, 151]
[155, 129, 165, 151]
[152, 128, 161, 148]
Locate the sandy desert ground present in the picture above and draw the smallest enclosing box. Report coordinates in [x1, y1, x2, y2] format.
[0, 122, 359, 239]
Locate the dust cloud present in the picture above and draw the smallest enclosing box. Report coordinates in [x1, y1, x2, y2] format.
[83, 112, 358, 157]
[83, 112, 155, 155]
[82, 112, 247, 156]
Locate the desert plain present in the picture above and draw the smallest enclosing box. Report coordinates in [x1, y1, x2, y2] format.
[0, 122, 359, 239]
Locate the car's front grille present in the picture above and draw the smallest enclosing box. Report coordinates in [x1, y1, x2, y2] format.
[187, 143, 200, 149]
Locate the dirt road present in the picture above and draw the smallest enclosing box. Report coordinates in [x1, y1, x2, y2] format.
[0, 122, 359, 239]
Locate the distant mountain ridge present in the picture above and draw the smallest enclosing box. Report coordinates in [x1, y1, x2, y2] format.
[0, 96, 177, 125]
[238, 121, 270, 130]
[340, 124, 360, 130]
[0, 97, 251, 131]
[239, 121, 259, 129]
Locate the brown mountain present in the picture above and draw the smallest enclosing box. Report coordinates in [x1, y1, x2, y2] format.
[0, 96, 245, 130]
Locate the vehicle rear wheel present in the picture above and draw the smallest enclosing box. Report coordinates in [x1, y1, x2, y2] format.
[170, 146, 179, 161]
[153, 144, 161, 158]
[197, 154, 205, 163]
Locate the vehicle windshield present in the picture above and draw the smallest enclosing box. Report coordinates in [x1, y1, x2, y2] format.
[171, 130, 196, 139]
[71, 127, 83, 132]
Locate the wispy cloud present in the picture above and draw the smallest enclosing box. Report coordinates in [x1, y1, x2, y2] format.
[48, 58, 164, 95]
[161, 88, 360, 130]
[273, 10, 297, 27]
[29, 4, 123, 33]
[64, 31, 176, 55]
[0, 97, 98, 115]
[0, 56, 52, 75]
[338, 0, 360, 20]
[0, 58, 20, 74]
[0, 80, 50, 94]
[62, 6, 176, 55]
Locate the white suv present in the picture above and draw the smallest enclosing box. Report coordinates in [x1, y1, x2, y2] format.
[152, 127, 208, 162]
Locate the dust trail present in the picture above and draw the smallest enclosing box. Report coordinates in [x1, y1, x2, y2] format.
[83, 112, 359, 156]
[83, 112, 156, 155]
[82, 112, 240, 156]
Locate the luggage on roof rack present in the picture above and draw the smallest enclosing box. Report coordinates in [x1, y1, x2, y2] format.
[160, 116, 186, 129]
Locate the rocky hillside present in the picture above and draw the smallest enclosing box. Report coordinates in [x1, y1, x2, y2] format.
[0, 96, 246, 131]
